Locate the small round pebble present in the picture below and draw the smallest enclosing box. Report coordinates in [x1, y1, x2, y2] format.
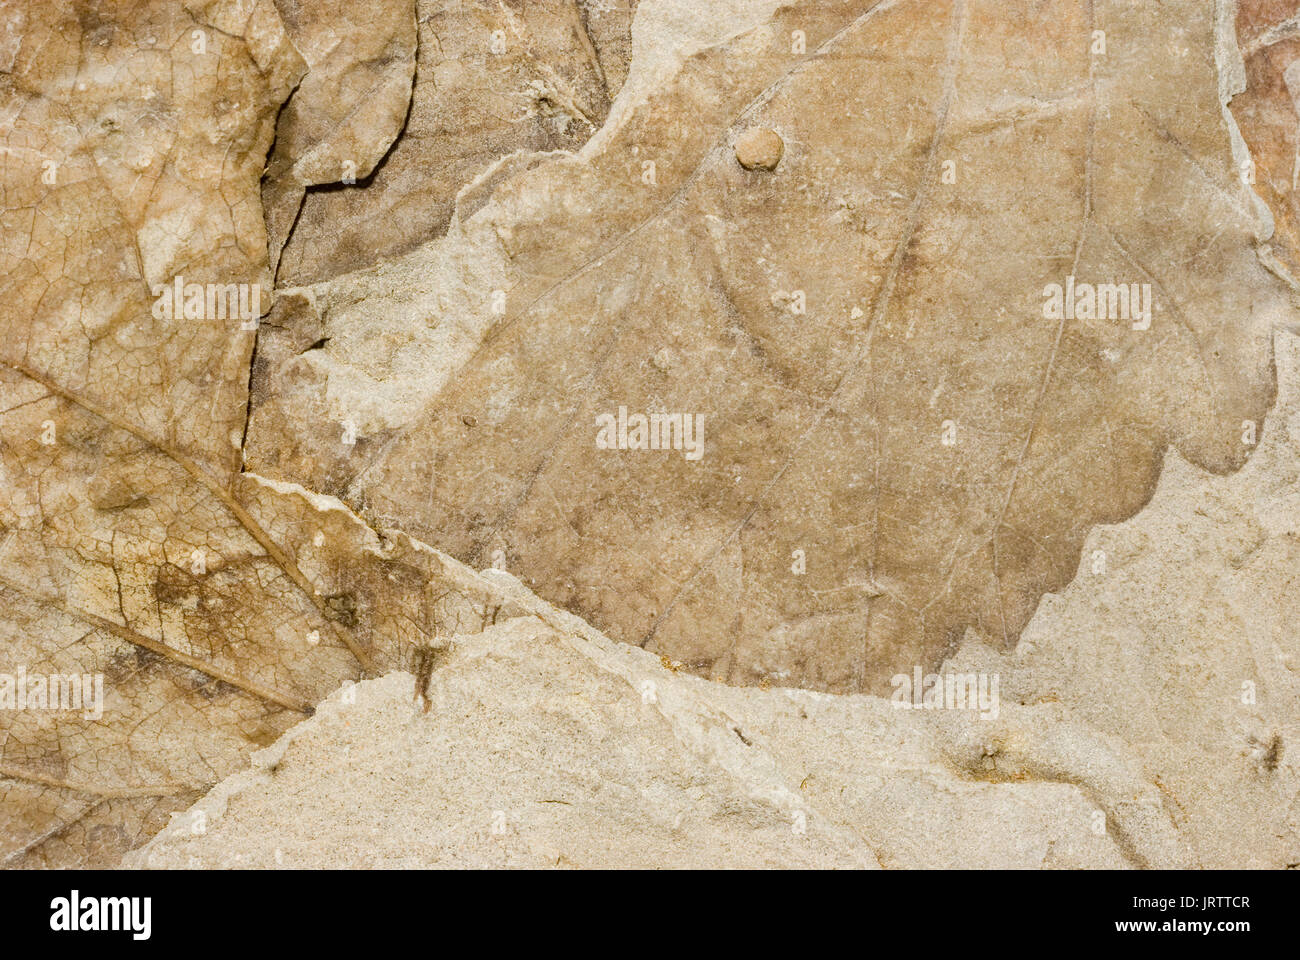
[734, 127, 784, 171]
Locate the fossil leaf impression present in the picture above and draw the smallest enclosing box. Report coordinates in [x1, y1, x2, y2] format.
[249, 0, 1287, 692]
[0, 0, 1293, 870]
[0, 0, 523, 867]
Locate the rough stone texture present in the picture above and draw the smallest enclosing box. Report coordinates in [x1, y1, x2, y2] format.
[261, 0, 418, 273]
[270, 0, 632, 287]
[246, 0, 1289, 695]
[2, 0, 1300, 870]
[0, 0, 548, 868]
[1232, 0, 1300, 285]
[0, 0, 318, 867]
[959, 330, 1300, 869]
[126, 619, 1143, 869]
[127, 334, 1300, 870]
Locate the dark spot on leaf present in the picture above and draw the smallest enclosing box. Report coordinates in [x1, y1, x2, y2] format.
[324, 592, 359, 627]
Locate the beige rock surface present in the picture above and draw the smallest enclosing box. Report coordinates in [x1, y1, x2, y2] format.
[130, 333, 1300, 870]
[2, 0, 1299, 870]
[126, 620, 1141, 870]
[1, 0, 316, 867]
[246, 0, 1290, 694]
[271, 0, 632, 286]
[260, 0, 418, 272]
